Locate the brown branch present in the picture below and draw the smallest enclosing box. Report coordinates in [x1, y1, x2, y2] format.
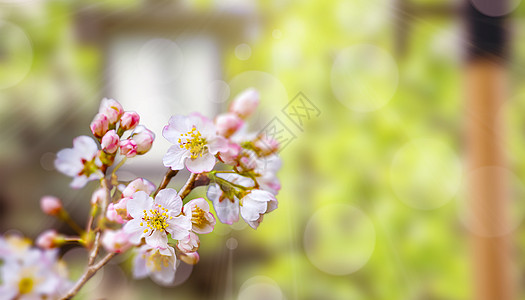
[60, 252, 117, 300]
[153, 169, 179, 197]
[178, 173, 197, 200]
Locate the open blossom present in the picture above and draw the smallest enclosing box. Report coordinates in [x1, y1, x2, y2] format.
[55, 136, 104, 188]
[0, 235, 32, 261]
[99, 98, 123, 124]
[0, 248, 71, 299]
[133, 244, 177, 286]
[206, 174, 254, 225]
[102, 229, 132, 253]
[40, 196, 62, 216]
[229, 88, 259, 119]
[120, 111, 140, 131]
[131, 125, 155, 154]
[108, 178, 156, 224]
[183, 198, 216, 234]
[101, 130, 119, 154]
[124, 189, 191, 248]
[162, 114, 227, 173]
[239, 190, 277, 229]
[90, 113, 109, 138]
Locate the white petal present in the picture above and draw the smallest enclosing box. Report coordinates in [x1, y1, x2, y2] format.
[127, 191, 152, 219]
[162, 115, 191, 144]
[244, 215, 264, 230]
[70, 176, 89, 189]
[145, 230, 168, 248]
[155, 188, 182, 214]
[72, 136, 98, 160]
[123, 219, 144, 245]
[212, 196, 239, 225]
[167, 216, 191, 240]
[132, 252, 148, 279]
[163, 145, 189, 170]
[55, 149, 82, 176]
[185, 152, 216, 173]
[207, 136, 228, 154]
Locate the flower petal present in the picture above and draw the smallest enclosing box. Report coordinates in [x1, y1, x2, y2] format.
[55, 149, 82, 176]
[127, 191, 152, 219]
[72, 136, 99, 161]
[145, 230, 168, 248]
[162, 115, 191, 144]
[163, 145, 189, 170]
[123, 219, 144, 245]
[185, 152, 216, 173]
[155, 188, 182, 214]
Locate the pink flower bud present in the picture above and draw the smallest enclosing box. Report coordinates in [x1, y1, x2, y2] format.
[40, 196, 62, 216]
[101, 229, 131, 253]
[106, 197, 130, 224]
[99, 98, 124, 124]
[131, 125, 155, 154]
[179, 251, 200, 265]
[122, 178, 155, 198]
[177, 232, 200, 253]
[36, 230, 61, 249]
[119, 139, 137, 158]
[254, 136, 280, 156]
[229, 88, 259, 119]
[215, 113, 244, 137]
[119, 111, 140, 131]
[101, 130, 120, 154]
[91, 188, 107, 205]
[240, 155, 257, 171]
[218, 142, 241, 165]
[90, 113, 110, 138]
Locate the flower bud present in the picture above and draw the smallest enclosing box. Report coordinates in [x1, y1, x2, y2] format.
[215, 113, 243, 137]
[40, 196, 62, 216]
[36, 230, 62, 249]
[122, 178, 156, 198]
[229, 88, 259, 119]
[101, 130, 120, 154]
[119, 139, 137, 158]
[119, 111, 140, 131]
[90, 113, 109, 138]
[99, 98, 124, 124]
[218, 142, 241, 165]
[179, 251, 200, 265]
[254, 136, 280, 156]
[177, 232, 200, 253]
[131, 125, 155, 154]
[106, 197, 130, 224]
[101, 229, 131, 253]
[91, 188, 107, 205]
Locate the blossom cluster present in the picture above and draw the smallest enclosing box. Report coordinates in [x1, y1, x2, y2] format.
[0, 88, 282, 299]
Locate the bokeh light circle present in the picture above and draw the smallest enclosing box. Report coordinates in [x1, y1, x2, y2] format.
[459, 166, 525, 237]
[331, 44, 398, 112]
[304, 204, 375, 275]
[206, 80, 230, 103]
[226, 237, 238, 250]
[136, 38, 183, 84]
[470, 0, 521, 17]
[40, 152, 55, 171]
[235, 43, 252, 60]
[0, 20, 33, 89]
[238, 276, 283, 300]
[390, 138, 463, 210]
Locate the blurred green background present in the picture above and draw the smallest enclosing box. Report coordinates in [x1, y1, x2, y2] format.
[1, 0, 525, 299]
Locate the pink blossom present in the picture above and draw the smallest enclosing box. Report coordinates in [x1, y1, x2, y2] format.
[229, 88, 259, 119]
[36, 230, 61, 249]
[119, 139, 138, 158]
[100, 130, 119, 154]
[90, 113, 109, 139]
[99, 98, 123, 124]
[120, 111, 140, 131]
[176, 232, 200, 253]
[121, 178, 156, 198]
[40, 196, 62, 216]
[163, 114, 228, 173]
[106, 197, 130, 224]
[215, 113, 244, 137]
[240, 190, 277, 229]
[254, 135, 280, 156]
[131, 125, 155, 154]
[101, 229, 132, 253]
[91, 188, 107, 205]
[218, 141, 241, 165]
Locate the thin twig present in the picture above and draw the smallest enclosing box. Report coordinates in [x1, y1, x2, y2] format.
[153, 169, 179, 197]
[60, 252, 117, 300]
[178, 173, 197, 200]
[87, 231, 100, 266]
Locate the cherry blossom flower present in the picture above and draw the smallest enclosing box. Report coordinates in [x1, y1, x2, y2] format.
[162, 114, 227, 173]
[183, 198, 216, 234]
[102, 229, 132, 253]
[132, 244, 177, 285]
[90, 113, 109, 139]
[176, 232, 200, 253]
[99, 98, 123, 124]
[36, 230, 62, 249]
[123, 189, 191, 248]
[121, 178, 156, 198]
[229, 88, 259, 119]
[131, 125, 155, 154]
[55, 136, 104, 188]
[120, 139, 138, 158]
[108, 178, 156, 224]
[0, 234, 32, 261]
[215, 113, 243, 137]
[0, 248, 71, 300]
[239, 189, 277, 229]
[40, 196, 62, 216]
[206, 174, 254, 225]
[120, 111, 140, 131]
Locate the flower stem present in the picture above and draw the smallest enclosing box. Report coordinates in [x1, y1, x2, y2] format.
[178, 173, 197, 200]
[60, 252, 117, 300]
[58, 210, 85, 236]
[153, 168, 179, 197]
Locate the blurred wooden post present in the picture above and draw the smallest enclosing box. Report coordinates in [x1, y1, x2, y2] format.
[464, 1, 513, 299]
